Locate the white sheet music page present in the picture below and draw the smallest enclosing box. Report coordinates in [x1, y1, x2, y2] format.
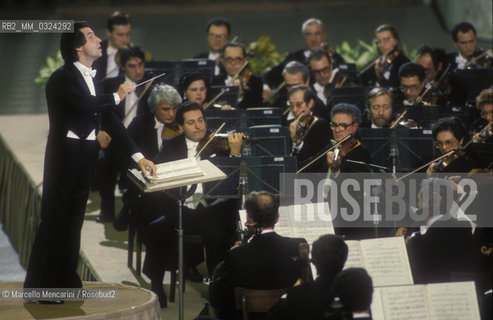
[426, 281, 480, 320]
[344, 240, 364, 269]
[379, 285, 430, 320]
[146, 158, 204, 184]
[359, 237, 414, 287]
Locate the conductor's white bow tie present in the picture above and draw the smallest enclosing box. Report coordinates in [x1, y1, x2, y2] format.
[84, 68, 97, 78]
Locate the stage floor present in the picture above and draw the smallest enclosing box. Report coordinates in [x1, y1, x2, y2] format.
[0, 114, 209, 319]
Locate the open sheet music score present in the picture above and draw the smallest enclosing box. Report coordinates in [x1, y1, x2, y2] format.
[127, 159, 226, 193]
[371, 281, 480, 320]
[344, 237, 414, 287]
[145, 158, 204, 184]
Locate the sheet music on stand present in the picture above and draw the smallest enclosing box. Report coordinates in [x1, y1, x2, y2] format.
[127, 159, 227, 193]
[371, 281, 480, 320]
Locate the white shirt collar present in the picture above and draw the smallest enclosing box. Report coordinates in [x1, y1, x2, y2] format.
[154, 117, 164, 129]
[73, 61, 95, 76]
[107, 44, 118, 56]
[185, 136, 199, 151]
[125, 75, 136, 86]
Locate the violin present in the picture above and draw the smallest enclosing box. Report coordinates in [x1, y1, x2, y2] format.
[376, 47, 401, 79]
[472, 122, 493, 143]
[433, 149, 464, 172]
[464, 49, 493, 69]
[161, 121, 181, 140]
[297, 134, 354, 173]
[329, 136, 360, 171]
[294, 113, 318, 143]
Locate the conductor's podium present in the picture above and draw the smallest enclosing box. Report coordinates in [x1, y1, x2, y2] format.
[0, 282, 161, 320]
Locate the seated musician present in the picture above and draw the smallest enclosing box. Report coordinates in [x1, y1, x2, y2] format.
[326, 103, 371, 174]
[288, 85, 331, 172]
[263, 18, 344, 98]
[135, 101, 243, 307]
[364, 24, 410, 92]
[266, 234, 348, 320]
[210, 191, 307, 320]
[472, 88, 493, 143]
[193, 17, 230, 76]
[96, 45, 153, 223]
[406, 178, 480, 284]
[426, 117, 481, 174]
[446, 21, 492, 70]
[213, 42, 264, 108]
[179, 72, 209, 107]
[361, 87, 394, 128]
[308, 48, 354, 110]
[416, 44, 451, 105]
[397, 62, 439, 106]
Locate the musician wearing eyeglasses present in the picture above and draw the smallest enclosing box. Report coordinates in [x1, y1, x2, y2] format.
[288, 85, 330, 173]
[326, 103, 370, 174]
[472, 88, 493, 144]
[193, 18, 230, 76]
[446, 22, 493, 70]
[308, 48, 354, 107]
[397, 62, 445, 106]
[426, 117, 481, 174]
[213, 42, 264, 108]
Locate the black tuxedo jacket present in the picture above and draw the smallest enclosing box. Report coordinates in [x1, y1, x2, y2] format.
[25, 62, 138, 289]
[294, 118, 331, 173]
[212, 73, 265, 108]
[210, 232, 307, 319]
[127, 112, 160, 161]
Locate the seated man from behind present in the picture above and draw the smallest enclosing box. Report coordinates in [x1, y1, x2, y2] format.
[210, 191, 307, 320]
[324, 268, 373, 320]
[266, 234, 348, 320]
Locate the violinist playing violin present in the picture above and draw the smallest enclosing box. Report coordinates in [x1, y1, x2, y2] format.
[308, 48, 356, 108]
[446, 22, 493, 70]
[213, 42, 264, 108]
[416, 45, 456, 105]
[426, 117, 481, 174]
[371, 24, 410, 91]
[398, 62, 445, 106]
[472, 88, 493, 144]
[288, 85, 331, 172]
[326, 103, 371, 173]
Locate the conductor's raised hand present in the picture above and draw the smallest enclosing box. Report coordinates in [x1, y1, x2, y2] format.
[138, 158, 157, 177]
[117, 83, 134, 101]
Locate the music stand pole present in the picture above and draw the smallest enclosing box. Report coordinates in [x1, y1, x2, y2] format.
[178, 188, 184, 320]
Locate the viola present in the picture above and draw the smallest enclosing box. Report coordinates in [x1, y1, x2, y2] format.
[376, 47, 401, 77]
[433, 149, 464, 172]
[161, 121, 181, 140]
[294, 114, 317, 143]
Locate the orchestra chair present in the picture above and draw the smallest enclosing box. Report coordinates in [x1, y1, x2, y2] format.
[234, 287, 289, 320]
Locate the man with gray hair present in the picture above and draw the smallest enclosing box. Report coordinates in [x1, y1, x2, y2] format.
[127, 84, 183, 160]
[263, 18, 344, 96]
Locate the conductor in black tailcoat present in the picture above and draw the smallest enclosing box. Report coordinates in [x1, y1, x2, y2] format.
[23, 22, 156, 294]
[210, 191, 307, 320]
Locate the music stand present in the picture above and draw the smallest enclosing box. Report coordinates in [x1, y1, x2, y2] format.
[245, 126, 291, 156]
[332, 87, 373, 112]
[127, 160, 226, 320]
[471, 142, 493, 169]
[358, 128, 437, 172]
[145, 60, 215, 88]
[245, 108, 283, 127]
[203, 156, 297, 201]
[449, 69, 493, 104]
[205, 109, 243, 130]
[337, 63, 360, 83]
[208, 85, 239, 107]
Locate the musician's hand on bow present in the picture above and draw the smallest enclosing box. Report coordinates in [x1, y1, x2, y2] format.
[426, 162, 438, 176]
[117, 83, 134, 100]
[138, 158, 157, 177]
[97, 130, 112, 149]
[228, 132, 244, 157]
